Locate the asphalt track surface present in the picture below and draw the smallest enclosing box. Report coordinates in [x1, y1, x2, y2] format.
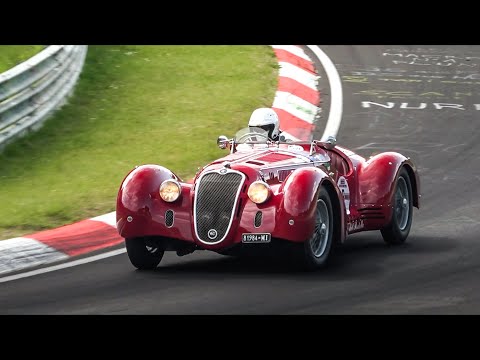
[1, 45, 480, 314]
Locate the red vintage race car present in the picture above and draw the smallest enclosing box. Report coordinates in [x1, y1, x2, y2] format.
[116, 127, 420, 271]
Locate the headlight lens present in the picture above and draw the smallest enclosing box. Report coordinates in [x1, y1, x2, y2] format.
[159, 180, 181, 202]
[247, 181, 271, 204]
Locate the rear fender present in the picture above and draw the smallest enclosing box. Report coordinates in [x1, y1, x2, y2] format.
[358, 152, 420, 209]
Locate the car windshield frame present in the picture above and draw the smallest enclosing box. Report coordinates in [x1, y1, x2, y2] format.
[234, 127, 314, 144]
[230, 127, 331, 163]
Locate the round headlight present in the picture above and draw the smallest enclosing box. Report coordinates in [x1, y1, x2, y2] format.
[159, 180, 181, 202]
[247, 181, 271, 204]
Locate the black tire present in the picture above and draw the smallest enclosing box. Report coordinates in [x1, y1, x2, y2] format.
[295, 186, 335, 271]
[381, 167, 413, 245]
[125, 237, 164, 270]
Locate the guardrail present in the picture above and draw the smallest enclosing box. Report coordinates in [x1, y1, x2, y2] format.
[0, 45, 88, 152]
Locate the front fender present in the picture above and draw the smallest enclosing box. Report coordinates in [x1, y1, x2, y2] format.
[116, 165, 181, 237]
[278, 167, 329, 217]
[273, 167, 332, 241]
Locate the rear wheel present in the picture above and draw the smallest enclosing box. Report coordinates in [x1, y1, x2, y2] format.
[381, 167, 413, 245]
[125, 237, 164, 270]
[296, 187, 334, 270]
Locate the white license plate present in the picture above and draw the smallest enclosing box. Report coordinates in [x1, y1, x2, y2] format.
[242, 233, 271, 243]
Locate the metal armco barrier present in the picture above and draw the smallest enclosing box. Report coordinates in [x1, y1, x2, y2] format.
[0, 45, 88, 152]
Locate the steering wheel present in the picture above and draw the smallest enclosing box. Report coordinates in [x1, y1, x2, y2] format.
[236, 132, 269, 143]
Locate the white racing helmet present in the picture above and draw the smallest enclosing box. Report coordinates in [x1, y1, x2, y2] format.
[248, 108, 280, 140]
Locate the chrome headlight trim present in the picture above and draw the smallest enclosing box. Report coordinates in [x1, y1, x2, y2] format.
[159, 179, 182, 202]
[247, 180, 272, 204]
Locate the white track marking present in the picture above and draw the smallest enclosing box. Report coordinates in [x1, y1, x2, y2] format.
[306, 45, 343, 141]
[271, 45, 313, 61]
[0, 238, 68, 275]
[0, 248, 126, 283]
[91, 211, 117, 228]
[273, 91, 320, 123]
[278, 61, 319, 90]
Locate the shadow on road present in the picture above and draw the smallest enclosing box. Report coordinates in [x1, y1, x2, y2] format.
[131, 233, 457, 280]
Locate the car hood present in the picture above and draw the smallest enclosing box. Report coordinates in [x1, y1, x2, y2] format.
[202, 147, 313, 173]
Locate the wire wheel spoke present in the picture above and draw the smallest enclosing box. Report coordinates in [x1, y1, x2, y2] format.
[395, 177, 410, 231]
[310, 199, 330, 258]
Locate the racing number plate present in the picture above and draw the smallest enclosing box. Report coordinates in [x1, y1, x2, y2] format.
[242, 233, 271, 243]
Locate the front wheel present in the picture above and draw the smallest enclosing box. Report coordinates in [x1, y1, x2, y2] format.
[295, 186, 335, 270]
[125, 237, 164, 270]
[381, 167, 413, 245]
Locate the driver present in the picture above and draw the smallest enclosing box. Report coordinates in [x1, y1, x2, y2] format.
[248, 108, 285, 141]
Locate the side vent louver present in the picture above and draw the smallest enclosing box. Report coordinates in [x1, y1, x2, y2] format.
[358, 207, 385, 219]
[165, 210, 174, 227]
[254, 211, 263, 228]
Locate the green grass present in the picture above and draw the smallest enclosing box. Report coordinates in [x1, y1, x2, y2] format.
[0, 45, 46, 73]
[0, 45, 279, 239]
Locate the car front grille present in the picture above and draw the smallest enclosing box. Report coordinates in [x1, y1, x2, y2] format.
[194, 170, 245, 244]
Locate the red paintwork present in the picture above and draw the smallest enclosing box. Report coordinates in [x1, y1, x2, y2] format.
[273, 48, 316, 73]
[116, 140, 420, 250]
